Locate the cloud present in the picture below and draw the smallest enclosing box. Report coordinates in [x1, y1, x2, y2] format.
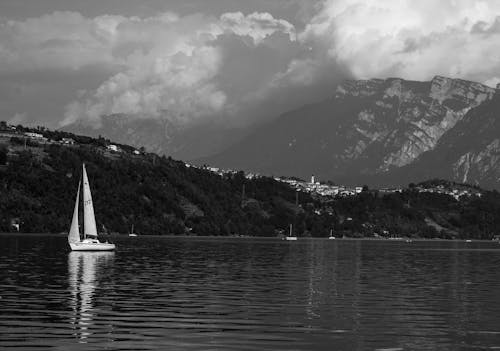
[4, 1, 499, 130]
[219, 11, 296, 43]
[0, 10, 300, 127]
[0, 11, 119, 72]
[63, 45, 227, 126]
[300, 0, 500, 84]
[53, 11, 298, 127]
[484, 77, 500, 88]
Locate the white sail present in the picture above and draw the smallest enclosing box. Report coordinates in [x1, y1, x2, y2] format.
[82, 164, 98, 238]
[68, 181, 81, 244]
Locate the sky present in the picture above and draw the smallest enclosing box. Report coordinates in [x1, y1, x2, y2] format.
[1, 0, 500, 129]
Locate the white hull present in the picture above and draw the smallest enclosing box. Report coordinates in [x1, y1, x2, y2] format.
[284, 236, 297, 241]
[70, 242, 115, 251]
[328, 236, 336, 239]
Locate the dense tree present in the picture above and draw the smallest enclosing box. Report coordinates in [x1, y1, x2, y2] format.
[1, 127, 500, 239]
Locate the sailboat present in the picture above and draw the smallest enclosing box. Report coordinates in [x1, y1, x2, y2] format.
[328, 228, 336, 239]
[67, 164, 115, 251]
[284, 223, 297, 241]
[129, 224, 138, 237]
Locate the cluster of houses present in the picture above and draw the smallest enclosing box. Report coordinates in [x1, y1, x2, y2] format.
[281, 176, 482, 200]
[196, 164, 483, 201]
[415, 184, 481, 200]
[278, 176, 367, 196]
[2, 123, 483, 202]
[0, 123, 143, 156]
[22, 132, 77, 146]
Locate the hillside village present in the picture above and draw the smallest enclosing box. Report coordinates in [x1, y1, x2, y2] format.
[0, 122, 144, 157]
[1, 121, 498, 240]
[197, 165, 483, 201]
[1, 122, 485, 203]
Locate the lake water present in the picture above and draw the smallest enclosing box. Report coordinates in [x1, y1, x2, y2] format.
[1, 235, 500, 350]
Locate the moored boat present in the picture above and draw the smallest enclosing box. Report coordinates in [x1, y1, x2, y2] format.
[328, 229, 336, 239]
[284, 224, 297, 241]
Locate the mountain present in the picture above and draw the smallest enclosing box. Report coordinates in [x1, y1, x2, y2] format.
[391, 93, 500, 188]
[63, 114, 248, 161]
[4, 124, 500, 239]
[199, 76, 498, 187]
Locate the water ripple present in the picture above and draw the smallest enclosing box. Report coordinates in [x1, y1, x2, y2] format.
[1, 236, 500, 350]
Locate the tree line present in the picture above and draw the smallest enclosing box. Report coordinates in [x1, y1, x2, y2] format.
[0, 131, 500, 239]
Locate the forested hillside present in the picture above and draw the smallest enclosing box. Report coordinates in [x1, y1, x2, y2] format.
[1, 125, 500, 239]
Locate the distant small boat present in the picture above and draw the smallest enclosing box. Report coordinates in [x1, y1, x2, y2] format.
[67, 164, 115, 251]
[465, 239, 472, 243]
[129, 224, 138, 237]
[284, 224, 297, 241]
[328, 229, 336, 239]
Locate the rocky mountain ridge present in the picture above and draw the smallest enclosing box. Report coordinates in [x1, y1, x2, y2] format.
[393, 93, 500, 188]
[65, 75, 500, 188]
[200, 76, 500, 188]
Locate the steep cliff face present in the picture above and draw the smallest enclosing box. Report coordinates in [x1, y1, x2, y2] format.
[66, 75, 500, 188]
[201, 76, 496, 185]
[395, 93, 500, 188]
[336, 76, 494, 172]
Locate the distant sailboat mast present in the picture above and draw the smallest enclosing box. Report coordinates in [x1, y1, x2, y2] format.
[82, 164, 98, 239]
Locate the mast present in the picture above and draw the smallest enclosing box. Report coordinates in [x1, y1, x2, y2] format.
[82, 164, 98, 238]
[68, 180, 81, 244]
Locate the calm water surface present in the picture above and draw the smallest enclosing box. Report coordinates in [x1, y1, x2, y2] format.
[1, 235, 500, 350]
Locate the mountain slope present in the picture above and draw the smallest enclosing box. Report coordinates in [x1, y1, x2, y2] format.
[390, 92, 500, 188]
[4, 124, 500, 239]
[63, 114, 249, 160]
[200, 76, 496, 185]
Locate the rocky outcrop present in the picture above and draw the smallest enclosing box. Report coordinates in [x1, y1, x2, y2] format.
[452, 139, 500, 183]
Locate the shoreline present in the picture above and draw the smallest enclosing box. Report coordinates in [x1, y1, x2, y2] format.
[1, 232, 499, 243]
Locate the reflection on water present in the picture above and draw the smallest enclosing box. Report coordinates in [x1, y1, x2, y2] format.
[68, 251, 114, 342]
[0, 235, 500, 350]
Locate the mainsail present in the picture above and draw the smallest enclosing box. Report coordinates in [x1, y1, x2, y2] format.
[68, 181, 81, 244]
[82, 164, 98, 238]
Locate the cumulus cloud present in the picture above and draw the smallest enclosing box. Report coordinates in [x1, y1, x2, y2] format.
[0, 10, 299, 127]
[3, 1, 500, 130]
[219, 12, 296, 43]
[300, 0, 500, 84]
[58, 11, 299, 127]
